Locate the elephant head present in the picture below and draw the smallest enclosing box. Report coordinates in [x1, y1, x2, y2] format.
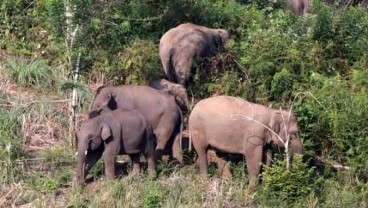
[149, 79, 189, 109]
[267, 110, 303, 154]
[214, 29, 230, 46]
[89, 86, 116, 118]
[76, 118, 113, 184]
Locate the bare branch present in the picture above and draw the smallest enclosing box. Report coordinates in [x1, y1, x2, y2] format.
[314, 156, 351, 171]
[223, 113, 285, 145]
[234, 59, 249, 80]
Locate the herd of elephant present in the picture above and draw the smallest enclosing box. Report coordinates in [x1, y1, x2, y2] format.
[76, 1, 308, 184]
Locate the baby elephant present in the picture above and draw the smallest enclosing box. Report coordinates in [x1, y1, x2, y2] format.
[76, 109, 154, 184]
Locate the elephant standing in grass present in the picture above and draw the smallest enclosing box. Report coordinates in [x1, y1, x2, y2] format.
[149, 79, 189, 110]
[189, 96, 303, 178]
[89, 85, 183, 164]
[159, 23, 230, 87]
[288, 0, 310, 17]
[76, 109, 154, 184]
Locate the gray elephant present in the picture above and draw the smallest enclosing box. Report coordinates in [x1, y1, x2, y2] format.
[149, 79, 189, 110]
[189, 96, 303, 178]
[159, 23, 230, 87]
[76, 109, 154, 184]
[288, 0, 310, 17]
[89, 85, 183, 164]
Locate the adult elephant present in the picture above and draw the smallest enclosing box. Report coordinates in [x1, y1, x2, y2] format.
[149, 78, 190, 110]
[159, 23, 230, 87]
[189, 96, 303, 178]
[288, 0, 310, 17]
[76, 109, 154, 184]
[89, 85, 183, 164]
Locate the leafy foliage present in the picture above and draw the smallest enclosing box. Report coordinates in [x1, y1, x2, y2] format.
[255, 155, 323, 207]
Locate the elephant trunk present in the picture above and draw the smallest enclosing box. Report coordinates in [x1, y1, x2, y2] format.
[76, 148, 87, 184]
[290, 137, 303, 154]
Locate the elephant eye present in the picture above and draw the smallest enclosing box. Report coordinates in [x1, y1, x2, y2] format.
[289, 133, 297, 140]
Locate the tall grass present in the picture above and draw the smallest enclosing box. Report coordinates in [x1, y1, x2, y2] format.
[4, 57, 64, 88]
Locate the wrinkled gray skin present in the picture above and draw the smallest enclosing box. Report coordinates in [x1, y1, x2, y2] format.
[76, 109, 154, 184]
[89, 85, 183, 165]
[288, 0, 310, 17]
[159, 23, 230, 87]
[149, 79, 189, 109]
[189, 96, 303, 178]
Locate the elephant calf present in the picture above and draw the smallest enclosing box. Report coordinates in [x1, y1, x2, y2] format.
[149, 79, 189, 110]
[89, 85, 184, 164]
[76, 109, 154, 184]
[189, 96, 303, 178]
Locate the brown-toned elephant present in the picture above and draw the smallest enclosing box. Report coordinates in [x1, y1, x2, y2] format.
[149, 79, 189, 110]
[89, 85, 183, 165]
[288, 0, 310, 17]
[189, 96, 303, 178]
[159, 23, 230, 87]
[76, 109, 154, 184]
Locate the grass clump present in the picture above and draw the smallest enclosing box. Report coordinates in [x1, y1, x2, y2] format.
[4, 57, 63, 88]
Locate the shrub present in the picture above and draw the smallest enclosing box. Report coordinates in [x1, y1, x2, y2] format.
[334, 7, 368, 64]
[295, 74, 368, 181]
[255, 155, 323, 207]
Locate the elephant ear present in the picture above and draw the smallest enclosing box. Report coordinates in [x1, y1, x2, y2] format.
[107, 93, 117, 110]
[269, 111, 282, 144]
[213, 34, 222, 49]
[101, 123, 112, 141]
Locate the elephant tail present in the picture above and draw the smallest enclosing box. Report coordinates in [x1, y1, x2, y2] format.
[145, 124, 154, 155]
[179, 105, 184, 152]
[175, 104, 185, 154]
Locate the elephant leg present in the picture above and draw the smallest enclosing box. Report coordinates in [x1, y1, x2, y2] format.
[154, 113, 176, 164]
[154, 131, 172, 164]
[244, 145, 263, 178]
[159, 46, 177, 83]
[146, 138, 156, 172]
[192, 131, 208, 176]
[171, 132, 183, 164]
[216, 153, 232, 179]
[264, 145, 272, 167]
[174, 57, 192, 87]
[84, 147, 104, 176]
[146, 154, 156, 173]
[104, 153, 116, 180]
[130, 153, 141, 174]
[197, 148, 208, 176]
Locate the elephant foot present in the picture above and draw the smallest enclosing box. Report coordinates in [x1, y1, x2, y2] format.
[219, 163, 232, 179]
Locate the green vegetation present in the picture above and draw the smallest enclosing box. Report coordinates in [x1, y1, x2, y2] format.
[4, 57, 64, 87]
[1, 0, 368, 207]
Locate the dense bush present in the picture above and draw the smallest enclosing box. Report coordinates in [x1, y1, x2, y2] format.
[255, 155, 323, 207]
